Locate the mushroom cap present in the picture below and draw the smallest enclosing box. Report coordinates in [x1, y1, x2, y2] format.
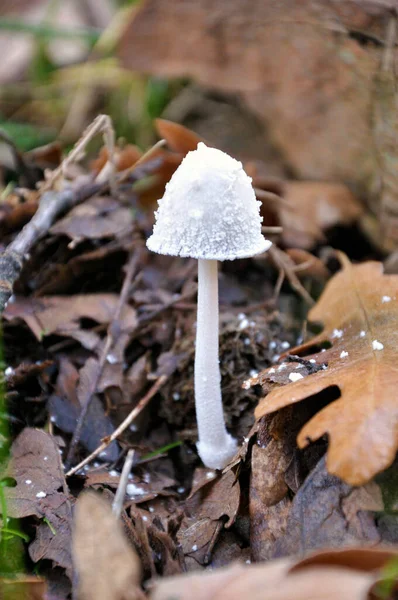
[146, 143, 271, 261]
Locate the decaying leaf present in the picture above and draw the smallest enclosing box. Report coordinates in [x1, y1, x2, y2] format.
[273, 457, 381, 558]
[255, 255, 398, 485]
[178, 469, 240, 566]
[73, 491, 144, 600]
[4, 428, 68, 520]
[49, 358, 119, 462]
[4, 294, 137, 343]
[4, 428, 73, 576]
[50, 196, 134, 245]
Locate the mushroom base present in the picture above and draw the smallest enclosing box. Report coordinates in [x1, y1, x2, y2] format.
[197, 433, 237, 470]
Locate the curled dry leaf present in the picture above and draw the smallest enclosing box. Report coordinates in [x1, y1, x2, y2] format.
[73, 491, 144, 600]
[155, 119, 203, 154]
[150, 545, 398, 600]
[255, 255, 398, 485]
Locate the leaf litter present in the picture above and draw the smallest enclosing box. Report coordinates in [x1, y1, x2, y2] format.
[0, 107, 397, 600]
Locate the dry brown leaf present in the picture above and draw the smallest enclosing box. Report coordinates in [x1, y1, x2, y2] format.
[150, 545, 398, 600]
[118, 0, 395, 203]
[90, 145, 143, 174]
[4, 294, 137, 342]
[255, 255, 398, 485]
[50, 196, 134, 244]
[273, 457, 380, 558]
[155, 119, 203, 153]
[73, 491, 144, 600]
[278, 182, 363, 249]
[3, 428, 74, 576]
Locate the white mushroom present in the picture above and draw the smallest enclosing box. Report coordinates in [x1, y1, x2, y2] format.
[147, 142, 271, 469]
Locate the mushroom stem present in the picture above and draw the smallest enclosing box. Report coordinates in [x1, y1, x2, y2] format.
[195, 259, 237, 469]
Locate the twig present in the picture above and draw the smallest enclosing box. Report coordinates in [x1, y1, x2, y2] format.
[0, 183, 104, 313]
[112, 449, 135, 519]
[65, 375, 167, 477]
[269, 246, 315, 305]
[64, 248, 143, 470]
[44, 114, 116, 194]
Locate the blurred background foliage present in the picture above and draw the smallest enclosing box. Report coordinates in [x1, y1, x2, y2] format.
[0, 0, 182, 152]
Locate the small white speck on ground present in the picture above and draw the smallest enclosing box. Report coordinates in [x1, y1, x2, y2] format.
[382, 296, 391, 303]
[359, 331, 366, 338]
[332, 328, 343, 339]
[25, 480, 32, 485]
[289, 373, 304, 382]
[281, 341, 290, 349]
[36, 491, 46, 499]
[191, 545, 198, 552]
[4, 367, 14, 377]
[126, 483, 146, 496]
[106, 353, 118, 364]
[309, 359, 316, 364]
[372, 340, 384, 351]
[340, 351, 349, 358]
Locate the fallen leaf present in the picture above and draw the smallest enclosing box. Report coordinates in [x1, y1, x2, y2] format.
[4, 428, 68, 519]
[4, 294, 137, 343]
[273, 457, 380, 558]
[50, 196, 134, 245]
[256, 255, 398, 485]
[90, 144, 142, 174]
[49, 358, 119, 463]
[178, 469, 240, 566]
[278, 182, 363, 249]
[150, 545, 398, 600]
[73, 491, 144, 600]
[3, 428, 74, 576]
[118, 0, 390, 204]
[155, 119, 203, 154]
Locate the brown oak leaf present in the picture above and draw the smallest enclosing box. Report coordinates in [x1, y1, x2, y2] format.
[255, 255, 398, 485]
